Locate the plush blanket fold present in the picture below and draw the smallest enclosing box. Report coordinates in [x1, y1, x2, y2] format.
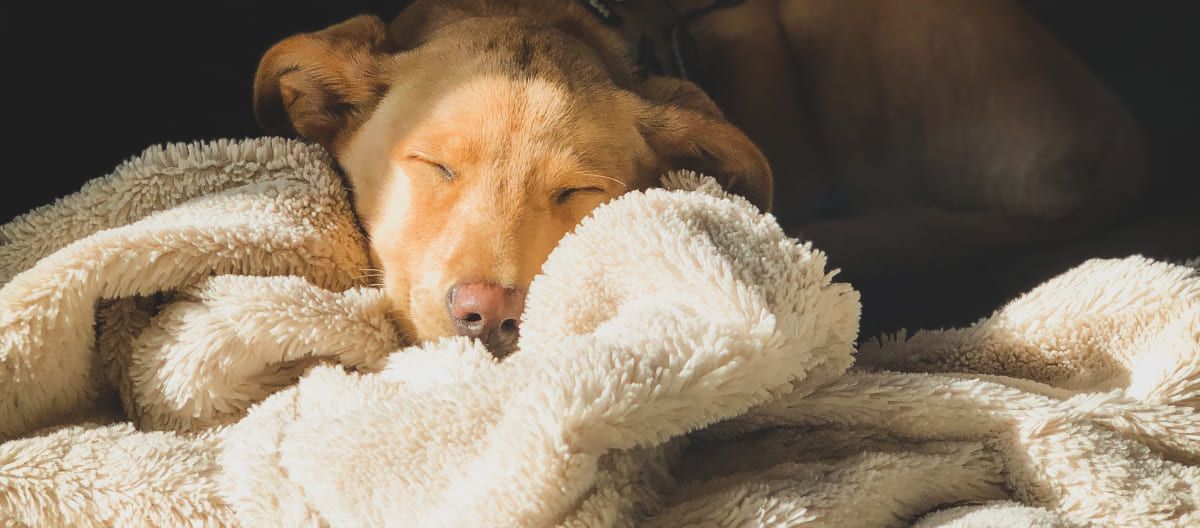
[0, 138, 1196, 527]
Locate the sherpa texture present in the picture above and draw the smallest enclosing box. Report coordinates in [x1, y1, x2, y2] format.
[1, 138, 1197, 527]
[0, 139, 384, 441]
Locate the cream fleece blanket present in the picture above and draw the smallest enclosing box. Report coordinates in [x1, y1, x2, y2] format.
[1, 139, 1197, 527]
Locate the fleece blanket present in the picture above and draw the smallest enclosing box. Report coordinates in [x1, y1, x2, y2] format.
[1, 138, 1197, 527]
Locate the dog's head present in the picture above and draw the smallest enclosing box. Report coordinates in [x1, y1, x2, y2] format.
[254, 13, 771, 356]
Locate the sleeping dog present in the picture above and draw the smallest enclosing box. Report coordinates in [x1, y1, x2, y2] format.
[254, 0, 1144, 356]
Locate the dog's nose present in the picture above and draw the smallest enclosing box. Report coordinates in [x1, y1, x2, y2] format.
[447, 282, 526, 357]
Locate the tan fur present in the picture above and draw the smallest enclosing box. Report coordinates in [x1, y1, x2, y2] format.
[254, 0, 1145, 343]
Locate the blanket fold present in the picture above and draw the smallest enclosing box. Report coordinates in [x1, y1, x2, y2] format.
[1, 138, 1196, 527]
[1, 139, 373, 440]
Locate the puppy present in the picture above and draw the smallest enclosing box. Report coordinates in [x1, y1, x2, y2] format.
[255, 0, 1144, 354]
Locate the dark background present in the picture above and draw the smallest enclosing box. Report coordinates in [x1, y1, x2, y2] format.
[2, 1, 1197, 331]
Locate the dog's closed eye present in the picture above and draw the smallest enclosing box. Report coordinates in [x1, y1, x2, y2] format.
[407, 154, 455, 181]
[555, 187, 606, 205]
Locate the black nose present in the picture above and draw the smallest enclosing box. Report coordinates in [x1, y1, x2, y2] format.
[446, 282, 526, 357]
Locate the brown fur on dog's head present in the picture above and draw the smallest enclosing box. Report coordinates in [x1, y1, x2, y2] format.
[254, 8, 771, 346]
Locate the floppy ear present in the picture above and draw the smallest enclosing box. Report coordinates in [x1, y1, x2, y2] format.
[636, 77, 774, 211]
[253, 15, 394, 151]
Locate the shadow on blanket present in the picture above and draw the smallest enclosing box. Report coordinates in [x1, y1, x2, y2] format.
[1, 138, 1197, 527]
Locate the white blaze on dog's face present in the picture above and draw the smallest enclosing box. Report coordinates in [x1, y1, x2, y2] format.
[253, 14, 771, 353]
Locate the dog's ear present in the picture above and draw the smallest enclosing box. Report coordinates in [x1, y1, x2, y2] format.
[636, 77, 773, 211]
[253, 15, 393, 151]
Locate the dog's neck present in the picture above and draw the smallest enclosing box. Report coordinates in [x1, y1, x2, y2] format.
[387, 0, 736, 88]
[576, 0, 742, 84]
[576, 0, 688, 79]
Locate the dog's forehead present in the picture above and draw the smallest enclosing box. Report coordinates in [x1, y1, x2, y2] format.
[420, 17, 616, 81]
[418, 74, 634, 158]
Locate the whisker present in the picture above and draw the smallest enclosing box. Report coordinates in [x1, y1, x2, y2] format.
[349, 270, 387, 286]
[579, 171, 628, 189]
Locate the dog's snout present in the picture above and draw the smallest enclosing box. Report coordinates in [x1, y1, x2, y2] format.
[447, 282, 526, 357]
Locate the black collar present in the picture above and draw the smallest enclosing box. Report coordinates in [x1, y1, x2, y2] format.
[577, 0, 625, 26]
[577, 0, 745, 84]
